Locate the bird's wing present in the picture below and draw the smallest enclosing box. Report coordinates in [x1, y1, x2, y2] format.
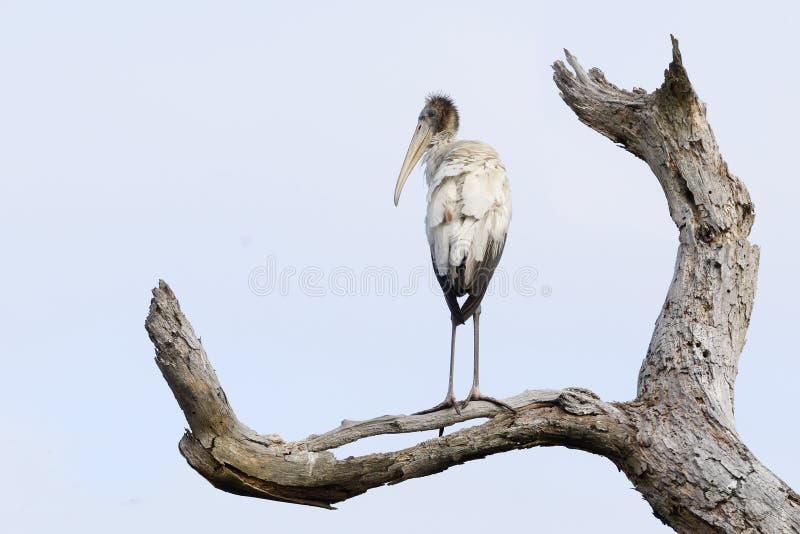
[455, 149, 511, 283]
[425, 141, 511, 321]
[426, 176, 460, 278]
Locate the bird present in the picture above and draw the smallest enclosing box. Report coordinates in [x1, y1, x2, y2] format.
[393, 94, 514, 420]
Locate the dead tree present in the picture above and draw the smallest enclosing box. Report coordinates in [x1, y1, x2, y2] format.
[145, 37, 800, 532]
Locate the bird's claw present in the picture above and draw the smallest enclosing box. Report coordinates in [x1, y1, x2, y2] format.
[414, 394, 461, 416]
[462, 390, 516, 413]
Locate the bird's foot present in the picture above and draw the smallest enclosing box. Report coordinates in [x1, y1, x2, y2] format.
[413, 393, 461, 416]
[460, 387, 516, 413]
[414, 394, 460, 437]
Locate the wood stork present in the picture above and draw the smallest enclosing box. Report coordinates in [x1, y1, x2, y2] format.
[394, 94, 514, 417]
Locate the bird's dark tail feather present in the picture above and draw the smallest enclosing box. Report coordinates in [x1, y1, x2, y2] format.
[457, 294, 484, 324]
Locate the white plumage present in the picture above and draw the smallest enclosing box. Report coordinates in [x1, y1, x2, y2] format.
[424, 139, 511, 286]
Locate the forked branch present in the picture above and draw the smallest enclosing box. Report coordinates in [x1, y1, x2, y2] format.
[146, 37, 800, 532]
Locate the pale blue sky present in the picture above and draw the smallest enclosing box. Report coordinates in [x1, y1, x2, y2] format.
[1, 1, 798, 532]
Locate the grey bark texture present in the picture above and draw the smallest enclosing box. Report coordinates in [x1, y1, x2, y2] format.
[145, 37, 800, 532]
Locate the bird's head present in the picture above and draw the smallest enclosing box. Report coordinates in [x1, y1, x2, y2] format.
[419, 94, 459, 135]
[394, 94, 459, 206]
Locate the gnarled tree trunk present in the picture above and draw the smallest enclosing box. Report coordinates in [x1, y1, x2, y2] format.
[145, 37, 800, 532]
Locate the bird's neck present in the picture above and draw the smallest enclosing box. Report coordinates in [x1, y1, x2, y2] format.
[423, 132, 457, 185]
[430, 130, 457, 148]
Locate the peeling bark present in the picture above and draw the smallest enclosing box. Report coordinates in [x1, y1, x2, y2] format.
[145, 36, 800, 532]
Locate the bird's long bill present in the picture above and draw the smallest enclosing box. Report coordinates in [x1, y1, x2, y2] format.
[394, 121, 431, 206]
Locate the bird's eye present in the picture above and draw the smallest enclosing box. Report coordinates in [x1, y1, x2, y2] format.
[425, 110, 436, 118]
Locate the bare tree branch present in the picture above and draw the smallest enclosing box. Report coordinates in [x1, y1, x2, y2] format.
[147, 279, 632, 509]
[146, 37, 800, 532]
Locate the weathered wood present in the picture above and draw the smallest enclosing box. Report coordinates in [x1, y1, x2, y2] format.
[146, 37, 800, 532]
[148, 281, 630, 508]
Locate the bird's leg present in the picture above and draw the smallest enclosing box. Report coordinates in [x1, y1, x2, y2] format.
[463, 306, 515, 412]
[414, 316, 460, 418]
